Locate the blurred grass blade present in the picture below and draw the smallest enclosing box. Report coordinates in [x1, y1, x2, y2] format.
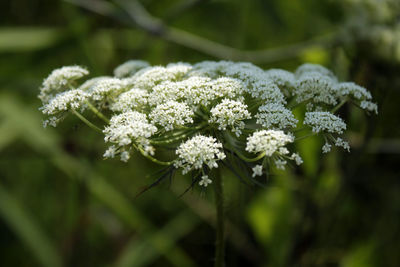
[0, 184, 63, 267]
[0, 27, 61, 52]
[88, 177, 197, 267]
[0, 120, 19, 151]
[0, 94, 196, 267]
[115, 210, 200, 267]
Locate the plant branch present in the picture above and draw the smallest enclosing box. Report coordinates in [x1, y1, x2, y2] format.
[64, 0, 340, 64]
[85, 101, 110, 123]
[71, 109, 103, 133]
[213, 169, 225, 267]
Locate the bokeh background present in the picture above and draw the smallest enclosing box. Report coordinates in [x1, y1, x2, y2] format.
[1, 0, 400, 266]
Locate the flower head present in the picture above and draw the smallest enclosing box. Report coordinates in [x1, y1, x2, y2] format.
[113, 60, 150, 78]
[175, 135, 226, 174]
[246, 130, 294, 156]
[103, 111, 157, 160]
[39, 66, 88, 103]
[150, 101, 194, 131]
[209, 99, 251, 136]
[255, 103, 298, 129]
[304, 111, 346, 134]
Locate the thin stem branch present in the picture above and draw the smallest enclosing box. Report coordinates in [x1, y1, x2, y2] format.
[231, 146, 265, 162]
[71, 109, 103, 133]
[295, 132, 317, 142]
[85, 101, 110, 123]
[133, 144, 174, 166]
[213, 169, 225, 267]
[331, 98, 348, 113]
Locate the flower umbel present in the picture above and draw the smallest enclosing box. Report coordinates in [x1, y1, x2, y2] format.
[39, 60, 377, 188]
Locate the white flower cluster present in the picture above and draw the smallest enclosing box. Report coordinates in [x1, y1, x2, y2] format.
[209, 99, 251, 136]
[246, 130, 294, 156]
[264, 69, 295, 95]
[127, 64, 192, 90]
[103, 111, 157, 160]
[175, 135, 226, 174]
[149, 101, 194, 131]
[39, 60, 377, 187]
[110, 88, 149, 112]
[304, 111, 346, 134]
[88, 78, 126, 104]
[113, 60, 150, 78]
[199, 175, 212, 187]
[39, 66, 88, 103]
[41, 89, 88, 115]
[255, 103, 298, 129]
[335, 82, 378, 113]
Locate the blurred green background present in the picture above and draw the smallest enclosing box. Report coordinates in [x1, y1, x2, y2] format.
[1, 0, 400, 266]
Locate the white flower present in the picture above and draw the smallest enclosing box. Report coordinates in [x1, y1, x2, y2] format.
[335, 137, 350, 152]
[291, 153, 303, 165]
[120, 151, 130, 162]
[110, 88, 149, 112]
[43, 116, 59, 128]
[149, 101, 194, 131]
[41, 89, 88, 115]
[39, 66, 89, 103]
[246, 130, 294, 156]
[189, 60, 233, 78]
[294, 72, 338, 105]
[255, 103, 298, 129]
[360, 100, 378, 114]
[335, 82, 372, 100]
[295, 63, 337, 81]
[103, 145, 117, 158]
[209, 99, 251, 136]
[252, 165, 263, 177]
[129, 64, 191, 90]
[175, 135, 226, 174]
[221, 62, 286, 104]
[103, 111, 157, 161]
[181, 76, 216, 106]
[275, 159, 287, 170]
[209, 77, 245, 99]
[264, 69, 295, 93]
[113, 60, 150, 78]
[89, 78, 126, 102]
[322, 142, 332, 153]
[199, 175, 212, 187]
[78, 76, 111, 91]
[147, 80, 190, 106]
[304, 111, 346, 134]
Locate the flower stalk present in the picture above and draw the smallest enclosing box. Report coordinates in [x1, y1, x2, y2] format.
[214, 169, 225, 267]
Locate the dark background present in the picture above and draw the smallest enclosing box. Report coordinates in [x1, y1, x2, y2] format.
[0, 0, 399, 266]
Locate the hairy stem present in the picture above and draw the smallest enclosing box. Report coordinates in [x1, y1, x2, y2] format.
[214, 169, 225, 267]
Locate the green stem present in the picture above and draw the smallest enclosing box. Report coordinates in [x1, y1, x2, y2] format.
[71, 109, 102, 133]
[214, 169, 225, 267]
[331, 98, 348, 113]
[231, 146, 265, 162]
[85, 101, 110, 123]
[295, 132, 317, 142]
[133, 144, 174, 166]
